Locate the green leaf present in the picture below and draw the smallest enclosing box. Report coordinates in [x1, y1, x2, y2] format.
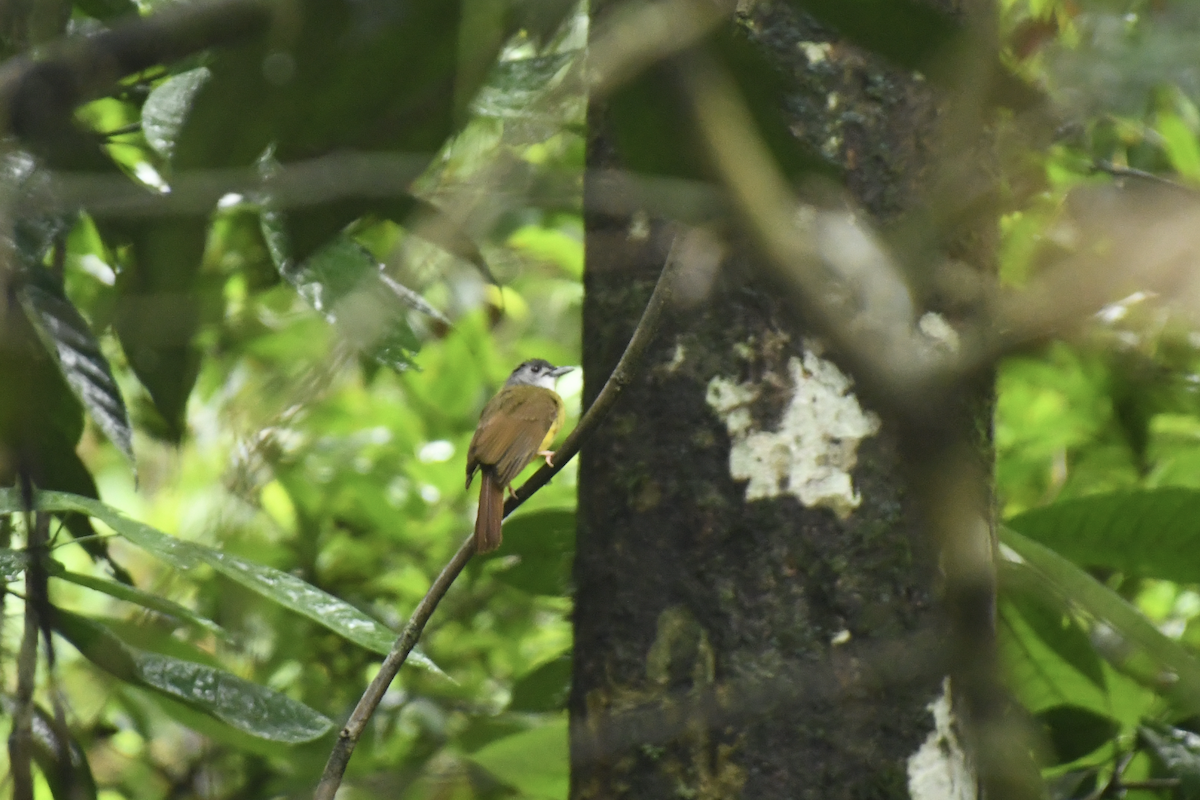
[1141, 722, 1200, 800]
[509, 656, 571, 713]
[998, 599, 1110, 717]
[18, 275, 134, 466]
[2, 489, 445, 675]
[54, 610, 332, 743]
[0, 548, 27, 581]
[105, 217, 210, 442]
[469, 714, 568, 800]
[487, 509, 574, 596]
[47, 563, 224, 639]
[262, 222, 421, 372]
[1157, 113, 1200, 181]
[1036, 705, 1119, 765]
[1001, 527, 1200, 714]
[142, 69, 211, 162]
[1000, 567, 1106, 691]
[1006, 489, 1200, 584]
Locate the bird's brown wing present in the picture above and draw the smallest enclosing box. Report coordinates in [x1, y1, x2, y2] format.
[467, 387, 561, 488]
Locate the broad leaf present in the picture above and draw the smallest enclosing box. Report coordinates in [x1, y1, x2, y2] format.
[54, 610, 332, 743]
[1006, 489, 1200, 584]
[47, 563, 224, 639]
[1036, 705, 1119, 765]
[1001, 527, 1200, 714]
[262, 221, 421, 371]
[486, 508, 574, 596]
[509, 656, 571, 713]
[469, 715, 568, 800]
[142, 69, 212, 161]
[3, 489, 444, 674]
[19, 276, 134, 466]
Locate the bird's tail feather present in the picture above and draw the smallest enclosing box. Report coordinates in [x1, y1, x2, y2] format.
[475, 471, 503, 552]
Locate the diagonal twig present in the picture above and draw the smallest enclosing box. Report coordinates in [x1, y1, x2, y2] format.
[312, 235, 685, 800]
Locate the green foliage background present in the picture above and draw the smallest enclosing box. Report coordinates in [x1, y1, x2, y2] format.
[9, 0, 1200, 798]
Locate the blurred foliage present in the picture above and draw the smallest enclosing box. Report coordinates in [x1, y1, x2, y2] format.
[7, 0, 1200, 798]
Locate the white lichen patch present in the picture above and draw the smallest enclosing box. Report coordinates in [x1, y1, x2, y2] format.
[705, 348, 881, 517]
[907, 679, 976, 800]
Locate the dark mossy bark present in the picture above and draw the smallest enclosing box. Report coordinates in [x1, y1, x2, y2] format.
[572, 3, 994, 799]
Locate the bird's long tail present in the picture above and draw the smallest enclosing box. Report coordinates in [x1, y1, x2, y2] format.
[475, 470, 503, 552]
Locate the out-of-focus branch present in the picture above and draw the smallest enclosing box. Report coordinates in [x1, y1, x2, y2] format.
[11, 513, 49, 800]
[0, 0, 272, 137]
[313, 239, 684, 800]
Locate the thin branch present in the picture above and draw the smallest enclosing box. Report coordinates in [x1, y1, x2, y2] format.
[1091, 159, 1199, 194]
[313, 235, 685, 800]
[10, 513, 49, 800]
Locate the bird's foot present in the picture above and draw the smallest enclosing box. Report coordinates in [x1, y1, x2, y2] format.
[537, 450, 556, 467]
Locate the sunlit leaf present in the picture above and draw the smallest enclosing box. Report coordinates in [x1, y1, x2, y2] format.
[54, 610, 332, 743]
[1006, 489, 1200, 583]
[469, 714, 568, 800]
[142, 68, 212, 161]
[1001, 527, 1200, 714]
[18, 276, 134, 466]
[1156, 112, 1200, 181]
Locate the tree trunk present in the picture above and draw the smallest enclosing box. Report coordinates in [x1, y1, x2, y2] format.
[572, 3, 998, 798]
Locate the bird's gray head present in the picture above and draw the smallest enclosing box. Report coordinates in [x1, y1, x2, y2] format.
[505, 359, 573, 389]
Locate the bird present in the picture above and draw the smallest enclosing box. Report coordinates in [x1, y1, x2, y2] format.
[466, 359, 573, 552]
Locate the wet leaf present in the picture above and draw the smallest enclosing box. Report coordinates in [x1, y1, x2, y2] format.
[47, 563, 224, 639]
[54, 610, 332, 743]
[0, 548, 27, 581]
[3, 489, 445, 675]
[142, 69, 212, 161]
[18, 276, 134, 466]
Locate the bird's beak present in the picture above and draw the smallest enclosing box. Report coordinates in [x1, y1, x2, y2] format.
[549, 366, 575, 378]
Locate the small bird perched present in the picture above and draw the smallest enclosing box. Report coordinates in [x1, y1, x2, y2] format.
[466, 359, 573, 552]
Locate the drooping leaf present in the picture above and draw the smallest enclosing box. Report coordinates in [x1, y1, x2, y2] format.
[104, 217, 211, 441]
[18, 273, 134, 466]
[469, 715, 569, 800]
[142, 68, 211, 162]
[54, 610, 332, 743]
[1006, 489, 1200, 584]
[998, 599, 1110, 717]
[1000, 561, 1107, 691]
[1001, 527, 1200, 714]
[1141, 722, 1200, 800]
[486, 508, 574, 596]
[1036, 705, 1119, 765]
[3, 489, 445, 675]
[261, 222, 421, 372]
[47, 562, 224, 639]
